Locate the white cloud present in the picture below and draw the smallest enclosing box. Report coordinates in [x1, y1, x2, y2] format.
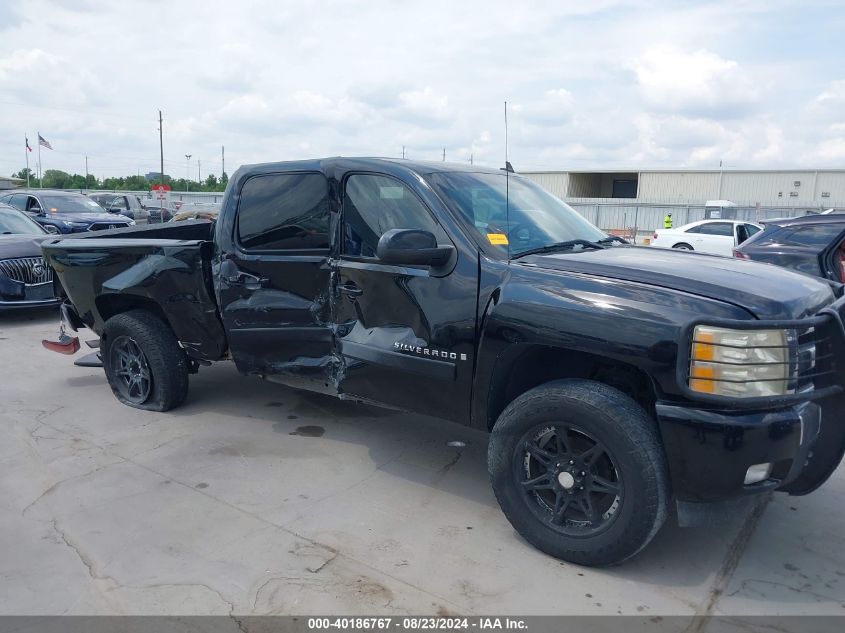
[632, 46, 762, 118]
[0, 0, 841, 177]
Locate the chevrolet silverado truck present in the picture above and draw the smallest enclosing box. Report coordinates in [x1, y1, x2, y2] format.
[41, 158, 845, 566]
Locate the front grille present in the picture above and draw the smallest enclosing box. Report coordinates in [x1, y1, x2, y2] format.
[88, 222, 127, 231]
[805, 316, 844, 391]
[0, 256, 54, 285]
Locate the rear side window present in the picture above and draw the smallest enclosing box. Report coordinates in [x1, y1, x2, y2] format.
[237, 172, 329, 251]
[698, 222, 734, 236]
[760, 224, 844, 248]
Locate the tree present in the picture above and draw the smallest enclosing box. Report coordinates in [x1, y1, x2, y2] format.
[42, 170, 72, 188]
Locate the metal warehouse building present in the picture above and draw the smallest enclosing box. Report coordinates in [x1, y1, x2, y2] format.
[522, 168, 845, 240]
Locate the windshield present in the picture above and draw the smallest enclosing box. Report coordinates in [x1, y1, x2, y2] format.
[0, 207, 47, 234]
[42, 195, 105, 214]
[427, 172, 608, 256]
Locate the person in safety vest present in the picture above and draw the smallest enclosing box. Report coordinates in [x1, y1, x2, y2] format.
[664, 213, 673, 229]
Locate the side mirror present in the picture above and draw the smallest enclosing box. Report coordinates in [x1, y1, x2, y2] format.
[376, 229, 455, 267]
[108, 206, 123, 214]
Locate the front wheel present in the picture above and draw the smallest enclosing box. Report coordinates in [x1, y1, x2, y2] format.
[488, 379, 669, 566]
[102, 310, 189, 411]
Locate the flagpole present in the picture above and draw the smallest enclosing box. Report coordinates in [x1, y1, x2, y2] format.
[37, 131, 42, 187]
[25, 136, 30, 188]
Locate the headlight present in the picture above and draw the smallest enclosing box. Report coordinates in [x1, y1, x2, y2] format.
[129, 220, 136, 225]
[62, 220, 89, 228]
[689, 325, 796, 398]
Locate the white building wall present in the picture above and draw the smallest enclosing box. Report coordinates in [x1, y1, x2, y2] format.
[637, 172, 720, 202]
[524, 169, 845, 206]
[815, 172, 845, 205]
[521, 172, 569, 199]
[720, 171, 816, 205]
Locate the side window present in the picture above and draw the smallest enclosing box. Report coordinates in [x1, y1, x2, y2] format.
[746, 224, 762, 237]
[9, 194, 27, 210]
[112, 196, 128, 210]
[26, 196, 42, 212]
[698, 222, 733, 236]
[237, 172, 329, 251]
[778, 224, 845, 248]
[343, 174, 447, 258]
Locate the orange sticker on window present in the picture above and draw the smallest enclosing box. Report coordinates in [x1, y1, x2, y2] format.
[487, 233, 509, 245]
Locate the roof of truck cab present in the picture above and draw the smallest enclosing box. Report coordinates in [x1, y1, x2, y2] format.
[233, 157, 511, 178]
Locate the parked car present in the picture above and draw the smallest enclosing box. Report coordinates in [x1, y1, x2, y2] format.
[0, 203, 60, 309]
[651, 219, 763, 256]
[0, 190, 134, 234]
[734, 215, 845, 283]
[170, 202, 221, 222]
[41, 158, 845, 566]
[88, 193, 149, 224]
[141, 199, 174, 223]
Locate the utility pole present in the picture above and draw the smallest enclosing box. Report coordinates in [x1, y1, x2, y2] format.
[185, 154, 191, 192]
[221, 145, 225, 178]
[402, 146, 405, 159]
[469, 153, 473, 165]
[158, 110, 164, 187]
[442, 148, 446, 162]
[85, 155, 89, 188]
[198, 158, 201, 184]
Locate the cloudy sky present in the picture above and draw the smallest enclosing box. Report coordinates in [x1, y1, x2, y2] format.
[1, 0, 843, 180]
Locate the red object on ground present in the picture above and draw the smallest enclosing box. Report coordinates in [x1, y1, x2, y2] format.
[42, 335, 81, 355]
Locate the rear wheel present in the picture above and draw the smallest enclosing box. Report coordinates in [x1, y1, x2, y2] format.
[102, 310, 189, 411]
[672, 243, 694, 250]
[488, 379, 669, 566]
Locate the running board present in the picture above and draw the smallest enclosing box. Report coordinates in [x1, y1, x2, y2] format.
[74, 351, 103, 368]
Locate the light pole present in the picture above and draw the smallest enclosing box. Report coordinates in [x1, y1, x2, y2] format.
[185, 154, 191, 192]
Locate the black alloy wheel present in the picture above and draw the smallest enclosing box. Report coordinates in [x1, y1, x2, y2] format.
[109, 335, 152, 404]
[517, 424, 622, 537]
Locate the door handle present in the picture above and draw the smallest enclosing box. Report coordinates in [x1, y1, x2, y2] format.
[224, 271, 268, 289]
[339, 282, 363, 298]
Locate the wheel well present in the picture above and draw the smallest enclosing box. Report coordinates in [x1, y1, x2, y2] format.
[96, 294, 172, 334]
[487, 346, 657, 430]
[672, 242, 693, 249]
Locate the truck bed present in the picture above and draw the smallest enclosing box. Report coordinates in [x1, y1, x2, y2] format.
[41, 220, 227, 361]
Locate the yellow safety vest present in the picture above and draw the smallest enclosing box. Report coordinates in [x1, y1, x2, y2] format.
[664, 216, 673, 229]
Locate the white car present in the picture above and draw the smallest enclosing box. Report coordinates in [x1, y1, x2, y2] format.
[651, 219, 763, 257]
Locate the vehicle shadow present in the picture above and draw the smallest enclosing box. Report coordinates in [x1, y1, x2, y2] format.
[163, 362, 774, 592]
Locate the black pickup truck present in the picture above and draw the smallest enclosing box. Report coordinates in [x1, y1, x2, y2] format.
[41, 158, 845, 566]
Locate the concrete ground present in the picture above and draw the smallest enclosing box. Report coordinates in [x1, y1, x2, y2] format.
[1, 308, 843, 621]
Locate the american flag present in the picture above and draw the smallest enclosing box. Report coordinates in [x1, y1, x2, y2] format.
[38, 133, 53, 150]
[26, 137, 32, 152]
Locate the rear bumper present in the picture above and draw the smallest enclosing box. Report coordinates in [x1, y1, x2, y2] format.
[657, 400, 824, 502]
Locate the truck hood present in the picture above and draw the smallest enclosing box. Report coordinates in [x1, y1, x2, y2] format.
[521, 246, 834, 320]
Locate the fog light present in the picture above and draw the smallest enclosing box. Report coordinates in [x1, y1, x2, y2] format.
[744, 463, 773, 485]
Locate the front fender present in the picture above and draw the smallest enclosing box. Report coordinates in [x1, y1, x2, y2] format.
[471, 262, 752, 429]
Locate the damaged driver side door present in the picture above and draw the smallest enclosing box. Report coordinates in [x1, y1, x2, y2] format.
[331, 172, 478, 422]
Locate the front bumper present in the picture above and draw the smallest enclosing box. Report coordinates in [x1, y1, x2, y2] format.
[0, 277, 60, 310]
[656, 401, 825, 502]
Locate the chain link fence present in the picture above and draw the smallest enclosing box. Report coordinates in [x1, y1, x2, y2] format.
[566, 201, 817, 244]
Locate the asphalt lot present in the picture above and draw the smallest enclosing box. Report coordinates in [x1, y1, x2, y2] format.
[1, 308, 844, 622]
